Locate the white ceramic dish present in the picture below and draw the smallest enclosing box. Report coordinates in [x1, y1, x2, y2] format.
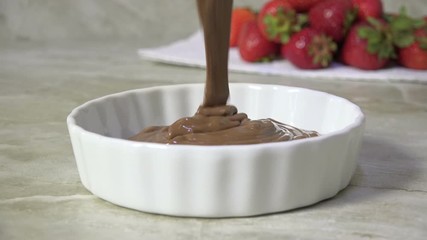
[67, 83, 365, 217]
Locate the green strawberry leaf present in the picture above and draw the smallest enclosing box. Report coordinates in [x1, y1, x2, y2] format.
[257, 55, 276, 63]
[367, 18, 383, 30]
[281, 34, 290, 44]
[264, 14, 279, 39]
[413, 19, 426, 29]
[358, 23, 397, 60]
[344, 8, 358, 34]
[297, 13, 308, 26]
[391, 17, 414, 31]
[262, 7, 303, 44]
[292, 13, 308, 33]
[367, 42, 380, 54]
[384, 13, 395, 23]
[369, 32, 382, 44]
[418, 36, 427, 50]
[358, 27, 376, 38]
[393, 6, 426, 30]
[394, 34, 415, 48]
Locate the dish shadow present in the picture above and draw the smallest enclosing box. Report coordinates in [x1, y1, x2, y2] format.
[351, 135, 423, 189]
[251, 135, 424, 218]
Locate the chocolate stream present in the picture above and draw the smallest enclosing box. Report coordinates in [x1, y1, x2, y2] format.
[129, 0, 319, 145]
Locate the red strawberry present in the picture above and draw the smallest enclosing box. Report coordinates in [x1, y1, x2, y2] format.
[238, 21, 280, 62]
[257, 0, 307, 43]
[399, 28, 427, 70]
[282, 28, 337, 69]
[351, 0, 383, 21]
[288, 0, 324, 12]
[229, 7, 257, 47]
[340, 21, 391, 70]
[308, 0, 357, 42]
[384, 8, 427, 69]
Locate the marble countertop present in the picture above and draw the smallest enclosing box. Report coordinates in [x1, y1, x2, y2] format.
[1, 40, 426, 239]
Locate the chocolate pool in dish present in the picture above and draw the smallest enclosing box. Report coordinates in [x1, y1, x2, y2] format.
[129, 105, 319, 145]
[67, 83, 365, 217]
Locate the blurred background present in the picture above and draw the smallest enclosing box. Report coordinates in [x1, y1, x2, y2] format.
[0, 0, 426, 47]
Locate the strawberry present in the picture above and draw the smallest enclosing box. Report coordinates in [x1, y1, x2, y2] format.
[288, 0, 324, 12]
[398, 28, 427, 70]
[238, 21, 280, 62]
[340, 21, 391, 70]
[308, 0, 357, 42]
[397, 15, 427, 70]
[385, 8, 427, 69]
[282, 28, 337, 69]
[257, 0, 307, 43]
[351, 0, 383, 21]
[229, 7, 257, 47]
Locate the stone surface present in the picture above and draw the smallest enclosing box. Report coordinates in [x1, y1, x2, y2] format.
[1, 0, 427, 239]
[1, 40, 427, 240]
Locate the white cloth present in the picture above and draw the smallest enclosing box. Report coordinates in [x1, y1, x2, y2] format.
[139, 31, 427, 84]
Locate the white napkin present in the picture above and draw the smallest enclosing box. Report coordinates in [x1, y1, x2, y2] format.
[139, 31, 427, 84]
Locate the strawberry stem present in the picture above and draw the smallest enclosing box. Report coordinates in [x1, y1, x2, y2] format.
[263, 7, 307, 43]
[358, 19, 396, 60]
[308, 34, 337, 67]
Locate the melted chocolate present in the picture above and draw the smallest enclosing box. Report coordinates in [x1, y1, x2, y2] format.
[129, 0, 319, 145]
